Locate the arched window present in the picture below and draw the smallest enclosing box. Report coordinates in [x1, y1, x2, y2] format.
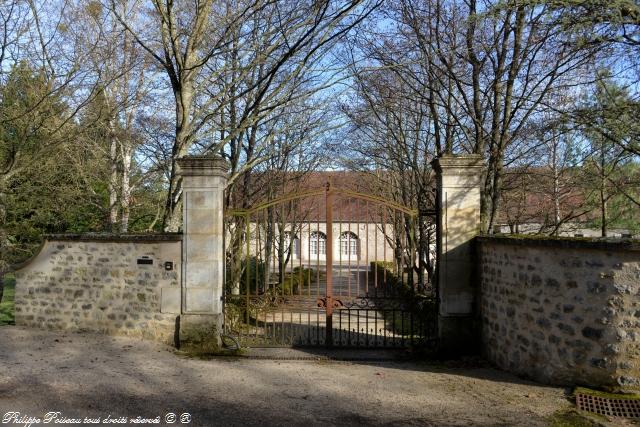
[310, 231, 326, 256]
[340, 231, 359, 256]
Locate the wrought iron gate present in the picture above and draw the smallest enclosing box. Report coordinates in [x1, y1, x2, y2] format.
[223, 183, 437, 348]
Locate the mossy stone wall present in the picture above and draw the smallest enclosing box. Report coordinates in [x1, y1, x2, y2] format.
[478, 236, 640, 391]
[14, 235, 182, 344]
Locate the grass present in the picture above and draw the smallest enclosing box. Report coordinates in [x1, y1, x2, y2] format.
[0, 274, 15, 325]
[546, 409, 604, 427]
[546, 387, 640, 426]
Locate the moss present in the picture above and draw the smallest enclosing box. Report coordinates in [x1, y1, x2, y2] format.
[476, 234, 640, 252]
[0, 274, 15, 326]
[179, 324, 220, 355]
[44, 233, 182, 242]
[574, 386, 640, 400]
[546, 409, 605, 427]
[553, 387, 640, 426]
[176, 347, 247, 360]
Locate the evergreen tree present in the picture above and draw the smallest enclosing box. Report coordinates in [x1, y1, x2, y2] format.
[579, 70, 640, 236]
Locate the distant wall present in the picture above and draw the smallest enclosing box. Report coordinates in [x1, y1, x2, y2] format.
[492, 224, 638, 239]
[14, 234, 182, 345]
[478, 236, 640, 391]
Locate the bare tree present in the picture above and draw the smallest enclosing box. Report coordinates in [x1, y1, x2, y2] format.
[225, 96, 328, 295]
[343, 0, 596, 232]
[69, 0, 157, 232]
[109, 0, 381, 231]
[339, 64, 438, 288]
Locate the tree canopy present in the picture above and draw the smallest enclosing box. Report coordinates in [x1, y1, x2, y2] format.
[0, 0, 639, 273]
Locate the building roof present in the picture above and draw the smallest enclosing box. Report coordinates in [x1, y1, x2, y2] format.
[227, 170, 421, 222]
[227, 167, 639, 229]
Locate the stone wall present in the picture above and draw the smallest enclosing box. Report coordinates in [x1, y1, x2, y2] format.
[14, 234, 182, 345]
[478, 236, 640, 391]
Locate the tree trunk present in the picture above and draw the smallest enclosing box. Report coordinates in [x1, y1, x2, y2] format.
[552, 149, 561, 236]
[488, 164, 503, 233]
[161, 134, 188, 232]
[162, 158, 184, 232]
[600, 173, 608, 238]
[600, 142, 608, 237]
[120, 145, 133, 233]
[482, 153, 497, 233]
[162, 82, 194, 232]
[108, 136, 119, 232]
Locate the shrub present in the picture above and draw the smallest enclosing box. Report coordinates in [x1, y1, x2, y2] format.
[277, 267, 313, 296]
[369, 262, 436, 337]
[226, 256, 266, 296]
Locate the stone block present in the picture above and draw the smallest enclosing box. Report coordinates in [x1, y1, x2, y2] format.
[177, 313, 222, 352]
[184, 261, 222, 288]
[440, 293, 474, 316]
[186, 190, 216, 210]
[182, 175, 224, 189]
[185, 235, 221, 262]
[161, 287, 181, 314]
[185, 209, 221, 235]
[184, 287, 218, 313]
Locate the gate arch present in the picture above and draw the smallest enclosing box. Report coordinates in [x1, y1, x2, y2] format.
[223, 183, 437, 348]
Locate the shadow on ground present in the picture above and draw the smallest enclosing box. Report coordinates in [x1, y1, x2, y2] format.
[0, 326, 574, 427]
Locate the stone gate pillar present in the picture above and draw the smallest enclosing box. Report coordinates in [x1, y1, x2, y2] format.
[432, 154, 484, 354]
[176, 155, 229, 349]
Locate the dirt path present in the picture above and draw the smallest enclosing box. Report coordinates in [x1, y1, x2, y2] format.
[0, 326, 574, 426]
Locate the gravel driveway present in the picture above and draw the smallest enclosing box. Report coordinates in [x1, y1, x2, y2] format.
[0, 326, 573, 426]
